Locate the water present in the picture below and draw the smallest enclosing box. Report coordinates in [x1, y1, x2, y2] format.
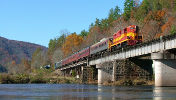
[0, 84, 176, 100]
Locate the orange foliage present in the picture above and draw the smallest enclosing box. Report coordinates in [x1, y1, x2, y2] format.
[161, 17, 175, 33]
[154, 33, 164, 39]
[144, 10, 165, 23]
[155, 10, 165, 21]
[62, 33, 83, 57]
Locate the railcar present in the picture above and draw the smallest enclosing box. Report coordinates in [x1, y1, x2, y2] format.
[77, 47, 90, 61]
[110, 25, 142, 49]
[90, 38, 112, 55]
[55, 61, 62, 69]
[62, 57, 69, 66]
[61, 47, 90, 67]
[69, 52, 79, 63]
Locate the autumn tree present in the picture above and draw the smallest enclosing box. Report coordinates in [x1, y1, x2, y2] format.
[62, 33, 83, 57]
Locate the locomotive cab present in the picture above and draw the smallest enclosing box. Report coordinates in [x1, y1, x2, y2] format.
[126, 25, 142, 45]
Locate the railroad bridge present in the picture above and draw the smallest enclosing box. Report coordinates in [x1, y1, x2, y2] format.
[60, 35, 176, 86]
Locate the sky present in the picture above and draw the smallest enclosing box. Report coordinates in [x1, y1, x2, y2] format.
[0, 0, 126, 47]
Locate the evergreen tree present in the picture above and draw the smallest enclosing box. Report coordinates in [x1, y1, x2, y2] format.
[134, 0, 151, 21]
[95, 18, 101, 26]
[108, 6, 121, 26]
[56, 34, 66, 48]
[80, 30, 89, 37]
[123, 0, 135, 20]
[152, 0, 162, 11]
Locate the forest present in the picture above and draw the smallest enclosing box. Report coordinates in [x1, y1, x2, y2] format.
[2, 0, 176, 74]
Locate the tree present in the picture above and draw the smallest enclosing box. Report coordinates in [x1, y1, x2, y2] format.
[31, 48, 46, 69]
[171, 25, 176, 35]
[62, 33, 83, 57]
[152, 0, 162, 11]
[100, 19, 109, 30]
[134, 0, 151, 21]
[56, 34, 66, 48]
[48, 39, 57, 53]
[79, 30, 89, 38]
[108, 6, 121, 26]
[95, 18, 101, 27]
[123, 0, 135, 20]
[21, 58, 31, 71]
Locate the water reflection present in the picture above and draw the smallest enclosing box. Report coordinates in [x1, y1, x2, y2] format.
[97, 85, 116, 100]
[0, 84, 175, 100]
[153, 87, 176, 100]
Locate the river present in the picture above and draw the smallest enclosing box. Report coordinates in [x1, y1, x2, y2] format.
[0, 84, 176, 100]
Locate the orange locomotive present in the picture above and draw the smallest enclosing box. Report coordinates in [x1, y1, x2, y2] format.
[109, 25, 142, 50]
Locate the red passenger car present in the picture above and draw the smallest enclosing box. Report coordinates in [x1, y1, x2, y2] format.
[77, 47, 90, 61]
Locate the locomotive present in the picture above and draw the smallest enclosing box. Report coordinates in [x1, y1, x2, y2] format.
[55, 25, 142, 69]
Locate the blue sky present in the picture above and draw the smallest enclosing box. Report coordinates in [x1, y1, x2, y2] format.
[0, 0, 126, 47]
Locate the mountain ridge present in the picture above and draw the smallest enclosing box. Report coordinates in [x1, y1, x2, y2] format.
[0, 36, 47, 71]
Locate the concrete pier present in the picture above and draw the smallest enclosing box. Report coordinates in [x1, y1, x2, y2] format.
[152, 52, 176, 86]
[112, 61, 117, 82]
[96, 64, 112, 84]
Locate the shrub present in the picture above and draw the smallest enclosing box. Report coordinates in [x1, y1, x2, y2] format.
[14, 74, 30, 83]
[170, 25, 176, 35]
[0, 74, 15, 84]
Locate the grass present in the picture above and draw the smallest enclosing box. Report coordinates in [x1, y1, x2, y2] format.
[103, 78, 154, 86]
[0, 72, 80, 84]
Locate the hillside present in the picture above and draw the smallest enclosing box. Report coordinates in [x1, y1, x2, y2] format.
[0, 36, 47, 72]
[47, 0, 176, 64]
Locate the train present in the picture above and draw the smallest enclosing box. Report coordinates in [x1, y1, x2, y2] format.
[55, 25, 142, 69]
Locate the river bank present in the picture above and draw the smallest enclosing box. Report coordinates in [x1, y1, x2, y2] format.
[0, 73, 80, 84]
[0, 73, 154, 86]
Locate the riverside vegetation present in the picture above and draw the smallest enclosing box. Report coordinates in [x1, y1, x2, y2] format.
[0, 69, 80, 84]
[0, 68, 154, 86]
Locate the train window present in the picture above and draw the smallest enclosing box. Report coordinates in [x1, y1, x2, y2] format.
[130, 27, 135, 29]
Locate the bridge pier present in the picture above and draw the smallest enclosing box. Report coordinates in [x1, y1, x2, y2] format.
[96, 64, 112, 85]
[152, 52, 176, 86]
[112, 61, 117, 82]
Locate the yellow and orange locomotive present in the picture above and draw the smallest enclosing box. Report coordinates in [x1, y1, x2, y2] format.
[109, 25, 142, 50]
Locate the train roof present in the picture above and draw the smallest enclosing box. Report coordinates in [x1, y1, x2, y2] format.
[91, 37, 111, 47]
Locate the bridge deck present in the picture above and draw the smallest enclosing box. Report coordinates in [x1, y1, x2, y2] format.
[89, 35, 176, 65]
